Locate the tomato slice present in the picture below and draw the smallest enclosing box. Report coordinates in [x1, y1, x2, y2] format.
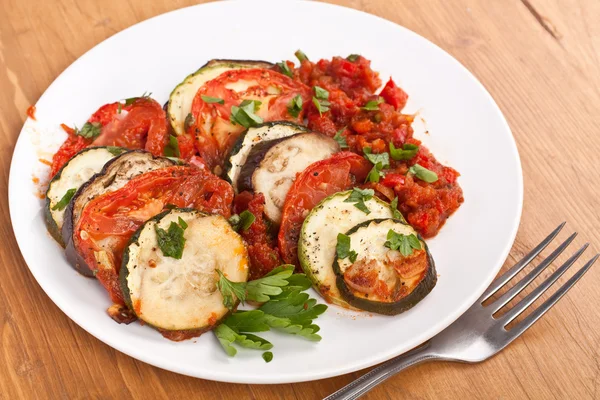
[278, 152, 372, 266]
[190, 68, 311, 170]
[50, 98, 168, 178]
[75, 166, 233, 305]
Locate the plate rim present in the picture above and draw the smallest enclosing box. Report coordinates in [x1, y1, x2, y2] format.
[8, 0, 523, 384]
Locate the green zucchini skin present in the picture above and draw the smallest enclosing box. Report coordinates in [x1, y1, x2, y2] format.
[333, 218, 437, 316]
[44, 146, 124, 247]
[223, 121, 308, 185]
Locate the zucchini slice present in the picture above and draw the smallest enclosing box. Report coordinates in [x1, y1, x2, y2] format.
[45, 146, 125, 246]
[225, 121, 307, 192]
[246, 132, 340, 224]
[298, 190, 394, 308]
[63, 150, 175, 276]
[120, 208, 249, 337]
[333, 218, 436, 315]
[167, 59, 273, 137]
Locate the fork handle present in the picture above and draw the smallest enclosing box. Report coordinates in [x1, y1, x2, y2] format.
[324, 343, 439, 400]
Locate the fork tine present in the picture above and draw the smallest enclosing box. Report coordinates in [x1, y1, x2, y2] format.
[507, 254, 598, 341]
[480, 222, 565, 302]
[499, 244, 588, 325]
[487, 232, 577, 313]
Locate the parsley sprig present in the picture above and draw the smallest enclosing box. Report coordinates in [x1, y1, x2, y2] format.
[214, 265, 327, 360]
[344, 187, 374, 214]
[385, 229, 422, 256]
[155, 217, 188, 259]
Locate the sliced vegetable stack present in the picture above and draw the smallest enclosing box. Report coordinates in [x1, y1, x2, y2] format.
[42, 50, 462, 361]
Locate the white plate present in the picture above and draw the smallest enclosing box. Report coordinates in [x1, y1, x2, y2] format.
[9, 0, 522, 384]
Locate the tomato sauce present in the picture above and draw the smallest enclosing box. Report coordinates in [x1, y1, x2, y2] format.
[26, 105, 36, 120]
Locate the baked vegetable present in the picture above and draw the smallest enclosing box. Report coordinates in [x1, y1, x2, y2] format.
[298, 190, 395, 308]
[225, 121, 307, 192]
[333, 218, 436, 315]
[240, 132, 340, 224]
[120, 208, 249, 340]
[62, 150, 175, 276]
[45, 146, 125, 246]
[167, 59, 273, 137]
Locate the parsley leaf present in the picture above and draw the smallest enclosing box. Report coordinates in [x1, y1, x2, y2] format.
[106, 146, 126, 156]
[314, 86, 329, 100]
[154, 217, 188, 259]
[312, 97, 331, 116]
[262, 351, 273, 363]
[389, 142, 419, 161]
[363, 147, 390, 169]
[287, 95, 303, 118]
[333, 128, 348, 149]
[52, 188, 76, 211]
[213, 324, 272, 357]
[230, 100, 263, 128]
[229, 210, 255, 232]
[276, 61, 293, 78]
[124, 91, 152, 105]
[347, 54, 360, 62]
[344, 187, 374, 214]
[75, 122, 101, 139]
[295, 49, 308, 63]
[384, 229, 422, 256]
[163, 135, 180, 158]
[408, 163, 438, 183]
[216, 270, 248, 310]
[390, 197, 404, 220]
[361, 97, 384, 111]
[336, 233, 358, 263]
[201, 95, 225, 104]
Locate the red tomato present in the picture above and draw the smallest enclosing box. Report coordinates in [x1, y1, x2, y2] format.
[75, 166, 233, 305]
[380, 78, 409, 111]
[50, 98, 168, 178]
[190, 68, 310, 170]
[278, 152, 372, 266]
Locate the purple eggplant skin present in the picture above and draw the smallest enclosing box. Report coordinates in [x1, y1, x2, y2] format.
[236, 136, 290, 193]
[62, 150, 175, 277]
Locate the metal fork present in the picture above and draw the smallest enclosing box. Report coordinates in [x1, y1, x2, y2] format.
[325, 223, 599, 400]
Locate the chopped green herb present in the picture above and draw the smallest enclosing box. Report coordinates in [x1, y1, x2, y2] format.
[384, 229, 422, 257]
[361, 97, 384, 111]
[75, 122, 101, 139]
[344, 187, 374, 214]
[216, 270, 248, 310]
[363, 147, 390, 169]
[229, 210, 255, 232]
[333, 128, 349, 149]
[287, 95, 303, 118]
[184, 113, 196, 131]
[117, 102, 122, 114]
[52, 188, 76, 211]
[201, 95, 225, 104]
[314, 86, 329, 100]
[389, 142, 419, 161]
[336, 233, 358, 263]
[347, 54, 360, 62]
[124, 91, 152, 105]
[312, 97, 331, 116]
[262, 351, 273, 363]
[408, 163, 438, 183]
[390, 197, 403, 220]
[163, 135, 180, 158]
[154, 216, 188, 259]
[295, 49, 308, 63]
[230, 100, 263, 128]
[276, 61, 293, 78]
[106, 146, 126, 156]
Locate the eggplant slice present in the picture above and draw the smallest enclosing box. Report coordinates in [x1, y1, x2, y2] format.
[225, 121, 307, 191]
[62, 150, 175, 276]
[45, 146, 125, 246]
[241, 132, 340, 224]
[333, 218, 436, 315]
[167, 59, 273, 137]
[120, 208, 249, 340]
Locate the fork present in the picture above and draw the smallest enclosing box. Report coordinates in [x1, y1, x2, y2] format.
[325, 223, 599, 400]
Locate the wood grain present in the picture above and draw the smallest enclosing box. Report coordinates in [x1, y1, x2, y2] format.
[1, 0, 600, 398]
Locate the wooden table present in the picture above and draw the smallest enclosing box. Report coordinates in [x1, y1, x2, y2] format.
[2, 0, 600, 398]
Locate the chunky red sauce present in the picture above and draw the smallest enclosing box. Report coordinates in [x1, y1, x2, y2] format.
[26, 105, 36, 120]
